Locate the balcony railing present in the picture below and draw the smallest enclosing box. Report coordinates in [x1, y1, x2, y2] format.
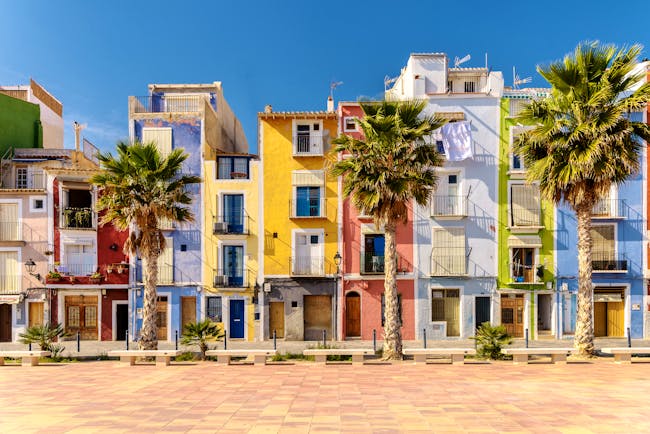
[290, 198, 326, 218]
[290, 256, 324, 276]
[213, 268, 248, 288]
[293, 133, 323, 156]
[0, 221, 21, 241]
[61, 207, 95, 229]
[212, 215, 250, 235]
[509, 208, 541, 227]
[593, 252, 628, 272]
[360, 253, 384, 274]
[0, 275, 20, 294]
[49, 263, 97, 277]
[129, 95, 204, 113]
[592, 198, 625, 219]
[14, 171, 44, 189]
[431, 195, 467, 218]
[431, 248, 467, 276]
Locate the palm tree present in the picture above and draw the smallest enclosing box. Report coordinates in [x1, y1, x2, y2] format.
[514, 42, 650, 356]
[91, 141, 201, 350]
[181, 319, 224, 360]
[330, 99, 446, 359]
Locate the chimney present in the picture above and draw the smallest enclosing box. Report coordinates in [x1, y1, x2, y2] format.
[264, 104, 273, 113]
[327, 96, 334, 112]
[73, 121, 85, 152]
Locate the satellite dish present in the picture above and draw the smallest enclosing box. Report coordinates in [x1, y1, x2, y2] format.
[454, 54, 471, 68]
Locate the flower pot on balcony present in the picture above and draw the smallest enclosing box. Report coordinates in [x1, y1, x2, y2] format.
[116, 263, 129, 274]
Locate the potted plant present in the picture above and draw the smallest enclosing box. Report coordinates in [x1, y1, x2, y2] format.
[106, 264, 114, 274]
[116, 262, 129, 274]
[89, 272, 102, 284]
[46, 270, 62, 282]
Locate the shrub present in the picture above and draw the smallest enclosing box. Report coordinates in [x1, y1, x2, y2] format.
[175, 351, 196, 362]
[472, 322, 512, 360]
[19, 323, 67, 356]
[180, 319, 224, 360]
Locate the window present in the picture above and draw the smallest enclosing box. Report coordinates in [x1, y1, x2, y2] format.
[206, 297, 222, 322]
[431, 228, 466, 275]
[510, 184, 540, 227]
[343, 117, 358, 132]
[32, 198, 44, 211]
[15, 168, 27, 189]
[63, 243, 96, 275]
[511, 248, 535, 282]
[591, 225, 619, 270]
[509, 98, 528, 117]
[362, 234, 385, 274]
[464, 81, 476, 93]
[431, 289, 460, 337]
[292, 171, 324, 218]
[293, 122, 323, 155]
[510, 126, 531, 172]
[381, 294, 402, 326]
[0, 251, 18, 293]
[142, 127, 172, 157]
[217, 157, 249, 179]
[447, 80, 453, 93]
[292, 231, 323, 275]
[296, 187, 321, 217]
[158, 236, 174, 284]
[432, 173, 463, 216]
[222, 194, 245, 233]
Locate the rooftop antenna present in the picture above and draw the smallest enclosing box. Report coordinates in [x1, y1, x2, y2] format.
[454, 54, 471, 68]
[330, 81, 343, 99]
[72, 121, 87, 153]
[384, 75, 398, 91]
[513, 66, 532, 89]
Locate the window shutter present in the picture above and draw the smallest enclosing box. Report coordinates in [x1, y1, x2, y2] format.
[0, 203, 18, 240]
[0, 251, 18, 293]
[142, 127, 172, 157]
[510, 184, 540, 226]
[158, 237, 174, 283]
[432, 228, 465, 275]
[292, 170, 324, 186]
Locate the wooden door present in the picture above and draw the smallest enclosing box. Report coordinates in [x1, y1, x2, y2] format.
[29, 302, 44, 328]
[65, 295, 98, 340]
[345, 293, 361, 337]
[607, 302, 624, 337]
[181, 296, 196, 329]
[156, 296, 168, 340]
[594, 302, 607, 337]
[229, 299, 245, 339]
[475, 297, 491, 330]
[0, 304, 11, 342]
[269, 302, 284, 338]
[304, 295, 332, 341]
[501, 295, 524, 337]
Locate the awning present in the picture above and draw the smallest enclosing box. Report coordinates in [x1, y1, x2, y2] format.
[0, 295, 22, 305]
[507, 235, 542, 248]
[594, 293, 623, 302]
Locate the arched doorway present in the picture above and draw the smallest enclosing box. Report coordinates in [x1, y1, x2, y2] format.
[345, 292, 361, 338]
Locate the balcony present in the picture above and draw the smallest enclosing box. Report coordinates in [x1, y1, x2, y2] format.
[45, 263, 129, 285]
[593, 253, 628, 273]
[592, 198, 625, 219]
[431, 248, 467, 276]
[213, 268, 248, 288]
[129, 95, 204, 114]
[293, 133, 323, 156]
[430, 195, 467, 219]
[0, 275, 19, 295]
[509, 209, 542, 233]
[14, 171, 45, 189]
[212, 215, 250, 235]
[290, 198, 326, 219]
[61, 207, 95, 230]
[290, 256, 324, 276]
[360, 253, 384, 274]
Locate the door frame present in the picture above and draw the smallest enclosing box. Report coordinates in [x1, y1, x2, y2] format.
[224, 296, 248, 340]
[154, 291, 171, 341]
[112, 300, 129, 341]
[429, 283, 465, 338]
[57, 290, 102, 341]
[27, 300, 45, 328]
[497, 291, 529, 338]
[534, 290, 556, 339]
[593, 284, 630, 337]
[344, 290, 361, 338]
[473, 295, 492, 331]
[291, 229, 324, 275]
[228, 298, 246, 339]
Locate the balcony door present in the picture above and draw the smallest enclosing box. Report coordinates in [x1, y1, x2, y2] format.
[64, 243, 96, 276]
[294, 232, 322, 275]
[437, 173, 460, 215]
[223, 194, 244, 233]
[223, 245, 244, 286]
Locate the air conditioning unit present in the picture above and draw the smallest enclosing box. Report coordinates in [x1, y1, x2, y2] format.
[213, 275, 229, 287]
[213, 222, 229, 234]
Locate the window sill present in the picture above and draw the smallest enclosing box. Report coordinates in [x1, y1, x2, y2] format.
[290, 215, 327, 219]
[507, 170, 527, 180]
[508, 225, 544, 234]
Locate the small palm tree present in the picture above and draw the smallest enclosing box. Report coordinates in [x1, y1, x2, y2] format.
[19, 323, 67, 352]
[181, 319, 225, 360]
[514, 42, 650, 356]
[472, 322, 512, 360]
[91, 141, 201, 350]
[330, 99, 446, 359]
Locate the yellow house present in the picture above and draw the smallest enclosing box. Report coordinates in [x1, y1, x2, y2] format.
[203, 150, 260, 341]
[258, 108, 339, 341]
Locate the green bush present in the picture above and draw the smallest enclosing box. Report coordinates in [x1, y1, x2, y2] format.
[19, 323, 67, 359]
[175, 351, 196, 362]
[180, 319, 224, 360]
[472, 322, 512, 360]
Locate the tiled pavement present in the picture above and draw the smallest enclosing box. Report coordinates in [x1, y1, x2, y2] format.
[1, 359, 649, 433]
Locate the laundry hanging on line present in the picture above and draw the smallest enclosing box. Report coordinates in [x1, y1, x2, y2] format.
[441, 120, 473, 161]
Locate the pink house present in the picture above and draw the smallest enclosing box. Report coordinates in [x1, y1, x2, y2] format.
[337, 102, 415, 340]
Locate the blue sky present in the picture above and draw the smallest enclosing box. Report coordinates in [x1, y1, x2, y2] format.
[1, 0, 648, 154]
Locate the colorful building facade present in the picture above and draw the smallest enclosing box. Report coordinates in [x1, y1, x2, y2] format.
[258, 106, 339, 341]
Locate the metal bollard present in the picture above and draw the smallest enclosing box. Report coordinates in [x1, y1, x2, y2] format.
[273, 330, 277, 350]
[627, 327, 632, 348]
[175, 330, 178, 350]
[126, 329, 129, 350]
[372, 329, 376, 352]
[224, 332, 227, 350]
[322, 329, 326, 347]
[77, 331, 80, 352]
[525, 328, 529, 348]
[423, 329, 427, 349]
[29, 342, 32, 351]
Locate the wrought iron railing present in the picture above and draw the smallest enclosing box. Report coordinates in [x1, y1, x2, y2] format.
[360, 253, 385, 274]
[592, 198, 625, 218]
[290, 256, 324, 276]
[593, 252, 628, 272]
[212, 215, 250, 235]
[212, 268, 248, 288]
[129, 95, 205, 113]
[431, 248, 467, 276]
[61, 207, 94, 229]
[50, 263, 97, 276]
[290, 197, 326, 218]
[431, 195, 467, 217]
[293, 133, 323, 155]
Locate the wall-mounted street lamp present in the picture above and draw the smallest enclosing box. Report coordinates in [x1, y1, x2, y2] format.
[24, 258, 43, 283]
[333, 251, 342, 274]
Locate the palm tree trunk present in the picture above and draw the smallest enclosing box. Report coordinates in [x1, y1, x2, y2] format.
[382, 220, 402, 360]
[139, 250, 160, 350]
[574, 202, 595, 356]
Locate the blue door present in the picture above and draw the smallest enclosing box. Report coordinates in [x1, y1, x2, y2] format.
[229, 299, 245, 339]
[223, 245, 244, 286]
[223, 194, 244, 233]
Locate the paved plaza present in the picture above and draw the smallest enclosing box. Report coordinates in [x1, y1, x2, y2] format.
[1, 358, 649, 433]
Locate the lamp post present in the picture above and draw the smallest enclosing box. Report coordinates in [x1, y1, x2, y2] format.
[24, 258, 42, 282]
[333, 251, 342, 341]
